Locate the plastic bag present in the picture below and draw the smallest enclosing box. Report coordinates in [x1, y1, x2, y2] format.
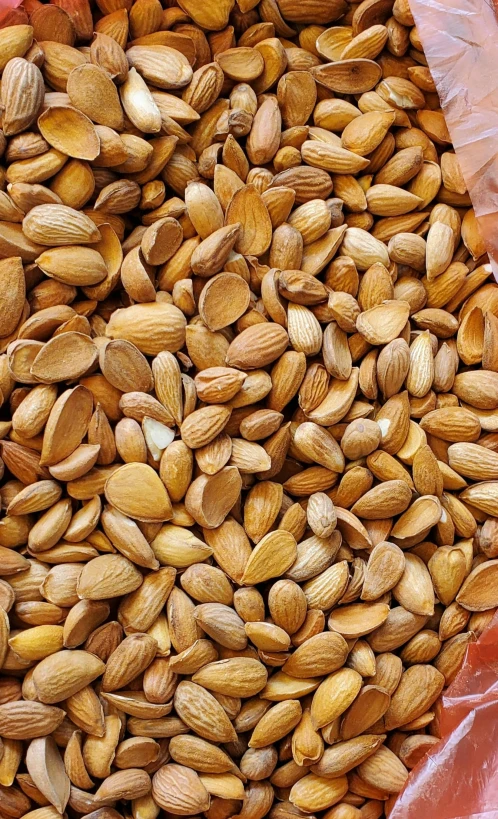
[409, 0, 498, 280]
[388, 3, 498, 812]
[390, 612, 498, 818]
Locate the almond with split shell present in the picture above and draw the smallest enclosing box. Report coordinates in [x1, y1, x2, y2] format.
[384, 664, 445, 730]
[104, 463, 173, 523]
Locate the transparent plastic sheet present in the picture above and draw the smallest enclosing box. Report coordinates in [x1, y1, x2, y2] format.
[409, 0, 498, 280]
[390, 612, 498, 818]
[389, 0, 498, 813]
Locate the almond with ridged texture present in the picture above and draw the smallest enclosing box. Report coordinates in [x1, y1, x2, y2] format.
[0, 25, 33, 72]
[312, 734, 385, 778]
[2, 58, 44, 137]
[307, 492, 337, 538]
[35, 246, 107, 287]
[283, 632, 348, 678]
[192, 657, 267, 697]
[24, 204, 101, 246]
[248, 700, 302, 748]
[190, 224, 240, 277]
[193, 603, 246, 650]
[194, 367, 245, 404]
[105, 302, 186, 355]
[181, 406, 231, 449]
[0, 701, 65, 739]
[226, 323, 289, 369]
[420, 406, 481, 441]
[126, 46, 192, 90]
[95, 769, 151, 801]
[351, 480, 411, 519]
[453, 370, 498, 409]
[30, 333, 98, 383]
[456, 560, 498, 611]
[426, 220, 454, 280]
[102, 634, 157, 691]
[302, 140, 370, 174]
[290, 773, 348, 813]
[184, 181, 223, 239]
[384, 664, 445, 730]
[152, 763, 210, 814]
[311, 669, 363, 729]
[32, 650, 105, 703]
[306, 368, 359, 426]
[294, 421, 345, 472]
[182, 65, 225, 118]
[366, 184, 423, 216]
[362, 541, 406, 601]
[244, 96, 281, 167]
[341, 111, 395, 156]
[244, 481, 283, 544]
[77, 554, 143, 600]
[357, 746, 408, 794]
[120, 67, 161, 133]
[339, 227, 390, 269]
[0, 257, 25, 338]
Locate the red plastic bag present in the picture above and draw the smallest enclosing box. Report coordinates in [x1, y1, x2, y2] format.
[390, 612, 498, 818]
[388, 2, 498, 814]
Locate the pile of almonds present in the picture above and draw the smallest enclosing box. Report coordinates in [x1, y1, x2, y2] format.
[0, 0, 498, 818]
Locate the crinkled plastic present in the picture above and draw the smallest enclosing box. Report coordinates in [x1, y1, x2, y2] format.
[389, 0, 498, 807]
[390, 612, 498, 818]
[410, 0, 498, 280]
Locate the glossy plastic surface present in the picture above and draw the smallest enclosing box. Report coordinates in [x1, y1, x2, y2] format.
[391, 612, 498, 818]
[410, 0, 498, 279]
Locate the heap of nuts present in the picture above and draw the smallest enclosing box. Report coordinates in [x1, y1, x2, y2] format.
[0, 0, 498, 818]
